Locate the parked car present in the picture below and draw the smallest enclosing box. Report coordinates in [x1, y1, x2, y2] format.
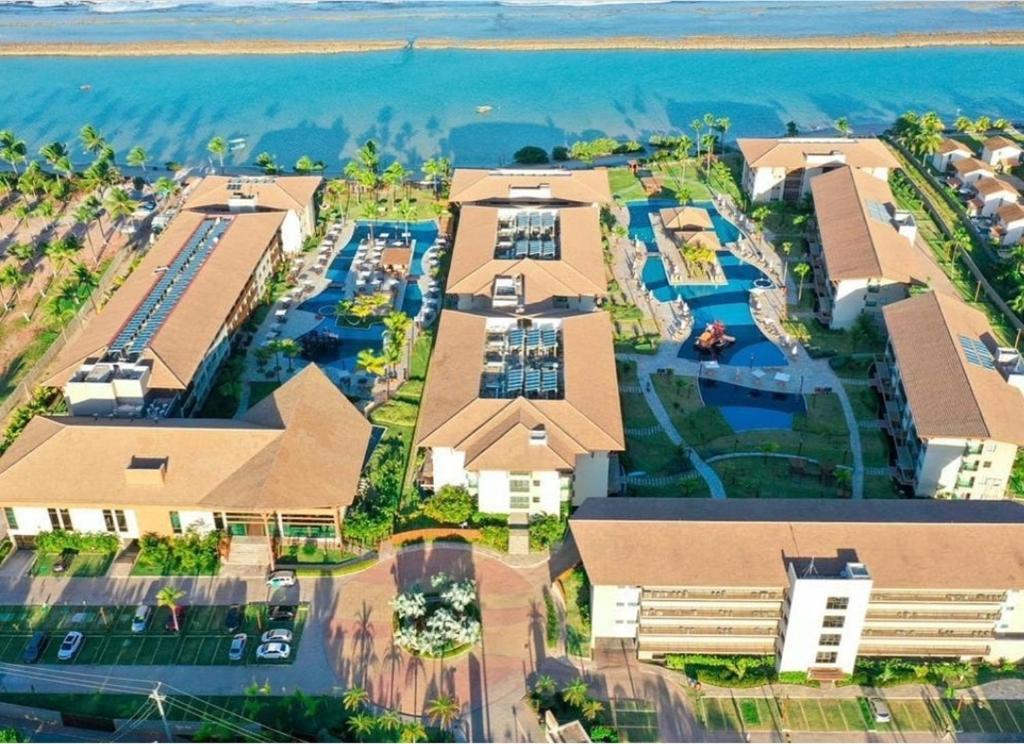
[266, 570, 296, 588]
[869, 697, 892, 724]
[165, 606, 187, 633]
[261, 628, 293, 644]
[225, 604, 242, 633]
[52, 551, 73, 575]
[255, 642, 290, 661]
[22, 631, 48, 664]
[228, 633, 247, 662]
[269, 605, 296, 622]
[57, 631, 83, 661]
[130, 605, 151, 633]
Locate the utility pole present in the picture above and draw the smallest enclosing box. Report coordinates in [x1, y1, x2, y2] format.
[150, 682, 173, 742]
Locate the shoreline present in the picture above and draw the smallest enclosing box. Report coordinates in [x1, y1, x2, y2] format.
[2, 31, 1024, 57]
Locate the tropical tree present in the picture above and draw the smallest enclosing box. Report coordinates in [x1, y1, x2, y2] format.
[0, 264, 27, 308]
[341, 686, 369, 712]
[39, 141, 72, 183]
[126, 146, 148, 174]
[356, 348, 387, 378]
[691, 118, 703, 163]
[294, 154, 325, 175]
[399, 722, 427, 743]
[79, 124, 105, 154]
[1010, 291, 1024, 316]
[376, 710, 402, 733]
[44, 236, 81, 282]
[581, 699, 605, 722]
[785, 120, 799, 137]
[426, 695, 460, 730]
[103, 187, 139, 227]
[207, 136, 228, 171]
[954, 115, 974, 133]
[396, 198, 417, 239]
[156, 585, 186, 632]
[153, 176, 179, 201]
[346, 712, 375, 742]
[255, 151, 280, 174]
[561, 678, 590, 708]
[382, 162, 407, 207]
[0, 130, 28, 176]
[793, 262, 811, 302]
[835, 116, 852, 137]
[359, 199, 381, 243]
[974, 115, 992, 134]
[7, 242, 36, 267]
[277, 338, 301, 372]
[422, 156, 452, 196]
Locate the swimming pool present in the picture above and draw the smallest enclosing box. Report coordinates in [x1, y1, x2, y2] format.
[297, 219, 438, 372]
[699, 378, 805, 432]
[628, 199, 786, 367]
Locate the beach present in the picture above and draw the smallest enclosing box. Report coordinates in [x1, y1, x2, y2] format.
[3, 31, 1024, 56]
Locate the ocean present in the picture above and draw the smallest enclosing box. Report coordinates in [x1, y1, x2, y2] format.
[1, 2, 1023, 168]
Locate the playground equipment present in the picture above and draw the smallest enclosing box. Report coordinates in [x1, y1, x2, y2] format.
[694, 321, 736, 353]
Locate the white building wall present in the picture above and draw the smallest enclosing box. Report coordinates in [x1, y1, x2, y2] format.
[431, 447, 469, 489]
[178, 510, 218, 533]
[778, 568, 873, 674]
[1000, 220, 1024, 246]
[591, 584, 641, 643]
[916, 439, 967, 496]
[7, 508, 53, 536]
[280, 210, 304, 254]
[982, 146, 1023, 166]
[830, 279, 907, 330]
[477, 470, 511, 513]
[572, 452, 609, 506]
[476, 469, 561, 515]
[980, 193, 1017, 218]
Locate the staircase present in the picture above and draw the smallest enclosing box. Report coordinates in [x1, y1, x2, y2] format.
[220, 536, 273, 578]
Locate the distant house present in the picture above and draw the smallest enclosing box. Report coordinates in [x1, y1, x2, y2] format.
[980, 135, 1024, 169]
[931, 138, 973, 172]
[949, 157, 995, 188]
[808, 166, 933, 329]
[184, 175, 322, 253]
[993, 202, 1024, 247]
[737, 137, 899, 203]
[968, 177, 1021, 218]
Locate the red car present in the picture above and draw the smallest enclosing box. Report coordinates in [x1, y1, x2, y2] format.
[165, 606, 187, 633]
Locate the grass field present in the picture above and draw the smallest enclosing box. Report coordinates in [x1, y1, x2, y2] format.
[0, 603, 307, 666]
[30, 551, 114, 578]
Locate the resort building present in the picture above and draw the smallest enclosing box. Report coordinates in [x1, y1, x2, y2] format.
[415, 309, 623, 516]
[45, 210, 287, 418]
[808, 166, 934, 329]
[875, 291, 1024, 498]
[968, 176, 1020, 218]
[949, 157, 994, 187]
[993, 202, 1024, 248]
[570, 498, 1024, 677]
[448, 168, 611, 207]
[446, 204, 606, 311]
[737, 137, 899, 203]
[0, 365, 372, 545]
[931, 138, 974, 172]
[980, 136, 1024, 169]
[183, 174, 322, 253]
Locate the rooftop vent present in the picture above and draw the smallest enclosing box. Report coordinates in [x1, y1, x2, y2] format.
[529, 425, 548, 446]
[842, 562, 871, 580]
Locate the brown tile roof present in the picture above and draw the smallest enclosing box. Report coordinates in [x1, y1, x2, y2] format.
[183, 175, 322, 214]
[380, 246, 413, 268]
[448, 168, 611, 205]
[952, 157, 994, 176]
[998, 202, 1024, 224]
[974, 176, 1020, 198]
[658, 206, 714, 232]
[882, 291, 1024, 444]
[810, 166, 934, 284]
[447, 206, 606, 303]
[0, 365, 371, 511]
[984, 135, 1022, 152]
[570, 498, 1024, 590]
[737, 137, 900, 170]
[938, 138, 973, 155]
[44, 210, 285, 390]
[416, 310, 624, 469]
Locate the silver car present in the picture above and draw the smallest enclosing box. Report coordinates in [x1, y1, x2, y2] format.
[130, 605, 151, 633]
[228, 633, 247, 662]
[869, 697, 892, 724]
[57, 631, 83, 661]
[261, 628, 293, 644]
[255, 642, 290, 660]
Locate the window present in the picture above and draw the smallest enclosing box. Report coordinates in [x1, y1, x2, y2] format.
[510, 495, 530, 510]
[103, 510, 116, 533]
[169, 511, 183, 535]
[58, 509, 71, 530]
[825, 597, 849, 610]
[47, 508, 61, 530]
[823, 615, 845, 628]
[819, 634, 841, 647]
[115, 510, 128, 533]
[531, 496, 540, 504]
[815, 651, 838, 664]
[213, 513, 225, 531]
[3, 508, 17, 531]
[983, 461, 992, 469]
[509, 473, 531, 493]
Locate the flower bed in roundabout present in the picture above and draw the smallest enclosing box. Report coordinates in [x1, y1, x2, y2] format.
[391, 572, 481, 658]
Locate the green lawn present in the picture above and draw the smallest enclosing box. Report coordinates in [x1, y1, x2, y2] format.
[30, 551, 114, 578]
[559, 566, 591, 658]
[713, 458, 850, 499]
[0, 603, 307, 666]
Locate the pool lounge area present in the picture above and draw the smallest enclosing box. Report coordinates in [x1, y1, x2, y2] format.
[628, 199, 787, 367]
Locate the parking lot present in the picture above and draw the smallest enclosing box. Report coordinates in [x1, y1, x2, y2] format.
[0, 602, 308, 666]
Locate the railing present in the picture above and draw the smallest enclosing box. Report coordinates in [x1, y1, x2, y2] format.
[859, 644, 990, 658]
[866, 610, 1000, 622]
[638, 640, 776, 655]
[639, 625, 777, 637]
[871, 591, 1006, 604]
[641, 607, 781, 620]
[643, 588, 784, 602]
[862, 628, 993, 639]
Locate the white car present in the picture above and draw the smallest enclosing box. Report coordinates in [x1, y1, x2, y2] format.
[57, 631, 84, 661]
[261, 628, 293, 644]
[130, 605, 151, 633]
[228, 633, 247, 662]
[266, 570, 297, 588]
[256, 642, 290, 660]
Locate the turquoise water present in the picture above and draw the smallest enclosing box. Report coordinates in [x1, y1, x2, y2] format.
[297, 219, 436, 372]
[1, 47, 1023, 167]
[699, 378, 804, 432]
[629, 199, 786, 367]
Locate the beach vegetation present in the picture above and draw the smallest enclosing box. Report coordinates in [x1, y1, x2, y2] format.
[255, 151, 281, 174]
[785, 120, 799, 137]
[207, 135, 227, 171]
[891, 110, 944, 156]
[294, 154, 326, 174]
[126, 145, 148, 173]
[551, 145, 569, 161]
[513, 145, 549, 164]
[835, 116, 852, 137]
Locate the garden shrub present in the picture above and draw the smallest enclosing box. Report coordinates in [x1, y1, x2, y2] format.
[543, 589, 559, 647]
[35, 530, 120, 555]
[422, 485, 474, 525]
[514, 146, 549, 165]
[136, 530, 220, 575]
[528, 514, 566, 552]
[664, 654, 777, 687]
[478, 525, 509, 552]
[589, 725, 619, 743]
[551, 146, 569, 162]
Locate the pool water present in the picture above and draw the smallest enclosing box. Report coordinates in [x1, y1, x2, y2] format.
[297, 219, 438, 372]
[628, 199, 786, 367]
[699, 378, 805, 432]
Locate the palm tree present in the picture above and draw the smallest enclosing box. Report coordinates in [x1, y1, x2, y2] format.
[45, 236, 81, 282]
[342, 686, 369, 712]
[294, 154, 325, 175]
[399, 722, 427, 743]
[39, 141, 72, 183]
[126, 146, 148, 174]
[207, 136, 228, 171]
[700, 133, 717, 170]
[561, 678, 590, 708]
[426, 695, 460, 730]
[533, 674, 557, 699]
[793, 262, 811, 302]
[0, 264, 27, 308]
[356, 348, 387, 379]
[79, 124, 105, 155]
[395, 198, 416, 241]
[153, 176, 178, 201]
[0, 130, 28, 176]
[376, 710, 401, 733]
[7, 242, 36, 267]
[156, 585, 185, 632]
[382, 162, 407, 207]
[346, 712, 375, 741]
[103, 187, 139, 227]
[18, 162, 47, 201]
[255, 151, 279, 174]
[581, 699, 605, 722]
[691, 119, 703, 163]
[422, 157, 444, 197]
[954, 115, 974, 133]
[974, 115, 992, 134]
[277, 338, 301, 372]
[1010, 291, 1024, 317]
[835, 116, 852, 137]
[359, 199, 380, 244]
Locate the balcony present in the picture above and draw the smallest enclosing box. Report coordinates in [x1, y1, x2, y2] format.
[643, 589, 784, 602]
[638, 625, 778, 638]
[638, 640, 777, 655]
[641, 607, 781, 620]
[862, 628, 993, 640]
[859, 645, 990, 658]
[871, 591, 1006, 605]
[866, 610, 1000, 623]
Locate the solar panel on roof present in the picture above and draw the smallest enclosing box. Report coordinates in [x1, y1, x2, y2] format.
[526, 329, 541, 349]
[541, 369, 559, 392]
[959, 335, 995, 370]
[508, 328, 524, 346]
[524, 370, 541, 393]
[541, 328, 557, 347]
[506, 368, 524, 393]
